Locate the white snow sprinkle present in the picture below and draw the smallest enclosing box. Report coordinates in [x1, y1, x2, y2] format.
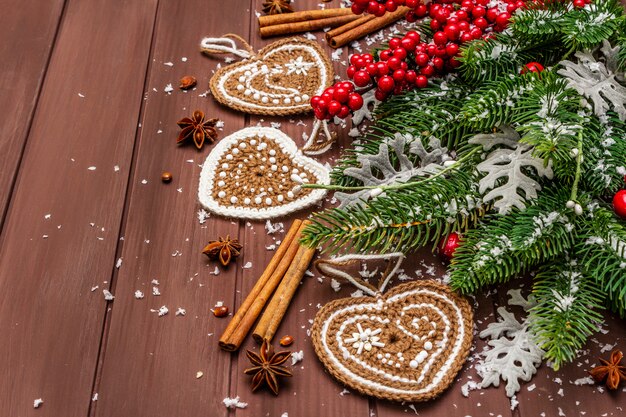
[92, 393, 98, 401]
[88, 166, 97, 171]
[33, 399, 43, 409]
[196, 371, 203, 379]
[78, 93, 85, 98]
[115, 258, 122, 268]
[44, 214, 51, 220]
[164, 83, 174, 93]
[114, 165, 120, 172]
[242, 261, 253, 269]
[141, 179, 148, 185]
[103, 289, 115, 301]
[291, 350, 304, 365]
[157, 306, 168, 316]
[152, 286, 161, 296]
[164, 62, 174, 67]
[134, 290, 144, 299]
[91, 286, 99, 292]
[223, 396, 247, 409]
[175, 307, 186, 316]
[330, 278, 341, 292]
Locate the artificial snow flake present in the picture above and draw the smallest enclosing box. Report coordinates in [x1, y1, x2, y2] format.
[103, 289, 115, 301]
[337, 133, 450, 207]
[558, 45, 626, 121]
[33, 398, 43, 408]
[223, 396, 247, 409]
[477, 290, 544, 397]
[291, 350, 304, 365]
[469, 126, 553, 215]
[284, 56, 314, 76]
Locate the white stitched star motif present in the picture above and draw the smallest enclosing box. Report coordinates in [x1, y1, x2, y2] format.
[344, 323, 385, 355]
[284, 56, 314, 76]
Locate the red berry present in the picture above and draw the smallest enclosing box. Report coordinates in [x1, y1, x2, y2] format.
[573, 0, 585, 7]
[362, 53, 374, 63]
[460, 0, 474, 10]
[430, 19, 441, 31]
[458, 21, 470, 31]
[347, 93, 364, 110]
[406, 0, 418, 7]
[405, 31, 420, 42]
[316, 98, 328, 111]
[388, 56, 402, 70]
[366, 63, 379, 76]
[333, 87, 349, 103]
[347, 65, 357, 78]
[379, 49, 391, 61]
[378, 75, 395, 93]
[386, 0, 398, 12]
[389, 37, 401, 49]
[351, 3, 365, 14]
[353, 70, 371, 87]
[456, 10, 469, 21]
[405, 70, 417, 84]
[472, 5, 486, 17]
[421, 64, 435, 77]
[327, 100, 342, 116]
[460, 32, 473, 43]
[444, 24, 460, 40]
[354, 0, 369, 6]
[521, 61, 545, 74]
[439, 232, 461, 260]
[401, 37, 416, 51]
[446, 43, 459, 56]
[415, 53, 429, 67]
[470, 27, 483, 39]
[321, 92, 333, 102]
[393, 69, 406, 82]
[416, 75, 428, 88]
[367, 1, 380, 14]
[374, 4, 387, 16]
[474, 17, 489, 30]
[337, 105, 351, 119]
[614, 190, 626, 218]
[433, 57, 444, 70]
[496, 12, 511, 26]
[414, 4, 428, 17]
[310, 96, 321, 107]
[486, 7, 498, 21]
[377, 61, 390, 76]
[405, 10, 418, 22]
[349, 54, 361, 66]
[313, 107, 327, 119]
[433, 31, 448, 45]
[393, 47, 408, 60]
[341, 81, 354, 92]
[506, 3, 517, 13]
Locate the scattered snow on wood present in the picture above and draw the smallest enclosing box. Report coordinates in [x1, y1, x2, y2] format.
[33, 399, 43, 409]
[291, 350, 304, 365]
[242, 262, 252, 269]
[103, 289, 115, 301]
[175, 307, 186, 316]
[223, 396, 247, 409]
[115, 258, 122, 268]
[88, 166, 96, 171]
[134, 290, 144, 299]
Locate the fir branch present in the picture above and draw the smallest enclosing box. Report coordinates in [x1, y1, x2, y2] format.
[450, 188, 576, 293]
[561, 0, 625, 51]
[301, 170, 486, 254]
[529, 258, 604, 370]
[576, 206, 626, 317]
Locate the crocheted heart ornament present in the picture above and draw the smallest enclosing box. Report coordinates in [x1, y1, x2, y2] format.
[311, 255, 473, 402]
[198, 127, 329, 220]
[208, 37, 333, 116]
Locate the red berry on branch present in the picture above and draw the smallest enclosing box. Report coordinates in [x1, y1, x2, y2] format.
[472, 5, 486, 17]
[389, 37, 401, 49]
[415, 53, 429, 67]
[401, 37, 416, 51]
[378, 75, 395, 92]
[446, 43, 459, 57]
[405, 30, 420, 42]
[386, 0, 398, 12]
[393, 47, 408, 60]
[486, 7, 498, 21]
[416, 75, 428, 88]
[613, 190, 626, 218]
[521, 61, 544, 74]
[353, 70, 371, 87]
[333, 87, 349, 103]
[573, 0, 585, 7]
[327, 100, 342, 116]
[374, 88, 387, 101]
[351, 4, 365, 14]
[347, 65, 357, 78]
[347, 93, 364, 110]
[496, 12, 511, 26]
[439, 232, 461, 261]
[433, 31, 448, 45]
[337, 105, 351, 119]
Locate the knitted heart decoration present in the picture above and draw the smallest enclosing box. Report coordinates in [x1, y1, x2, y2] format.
[311, 254, 473, 402]
[206, 37, 333, 116]
[198, 127, 329, 220]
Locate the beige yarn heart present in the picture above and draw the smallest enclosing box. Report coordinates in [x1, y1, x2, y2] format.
[311, 254, 473, 402]
[204, 36, 333, 116]
[198, 127, 329, 220]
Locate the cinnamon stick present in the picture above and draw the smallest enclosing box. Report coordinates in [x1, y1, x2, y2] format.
[218, 220, 305, 351]
[258, 7, 354, 28]
[252, 230, 316, 343]
[328, 6, 410, 48]
[325, 13, 375, 42]
[260, 14, 360, 38]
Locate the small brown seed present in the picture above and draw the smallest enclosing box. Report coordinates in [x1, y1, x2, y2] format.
[179, 75, 197, 90]
[161, 171, 173, 183]
[279, 335, 294, 347]
[213, 306, 229, 317]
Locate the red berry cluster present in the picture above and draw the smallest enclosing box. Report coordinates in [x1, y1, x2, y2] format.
[310, 81, 365, 120]
[311, 0, 531, 121]
[351, 0, 408, 17]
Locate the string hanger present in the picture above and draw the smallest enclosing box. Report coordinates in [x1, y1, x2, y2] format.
[314, 252, 405, 297]
[200, 33, 255, 60]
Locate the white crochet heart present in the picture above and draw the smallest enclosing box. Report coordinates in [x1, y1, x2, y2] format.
[198, 127, 329, 220]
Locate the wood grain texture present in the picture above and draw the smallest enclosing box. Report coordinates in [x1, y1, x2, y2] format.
[0, 0, 65, 222]
[92, 1, 251, 416]
[0, 0, 158, 416]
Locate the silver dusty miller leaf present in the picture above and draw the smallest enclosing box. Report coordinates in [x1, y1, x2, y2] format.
[477, 290, 544, 398]
[469, 126, 553, 215]
[558, 44, 626, 121]
[351, 89, 380, 126]
[336, 133, 451, 208]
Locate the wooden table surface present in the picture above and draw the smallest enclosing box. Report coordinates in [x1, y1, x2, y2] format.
[1, 0, 624, 416]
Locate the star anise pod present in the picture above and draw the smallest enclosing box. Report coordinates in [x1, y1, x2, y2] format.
[262, 0, 293, 15]
[176, 110, 218, 150]
[589, 349, 626, 390]
[244, 339, 292, 395]
[202, 235, 242, 266]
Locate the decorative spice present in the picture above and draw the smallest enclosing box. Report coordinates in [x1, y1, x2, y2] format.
[589, 349, 626, 390]
[177, 110, 219, 150]
[279, 335, 294, 347]
[262, 0, 293, 15]
[213, 306, 229, 317]
[244, 339, 292, 395]
[161, 171, 173, 183]
[203, 235, 242, 266]
[179, 75, 197, 90]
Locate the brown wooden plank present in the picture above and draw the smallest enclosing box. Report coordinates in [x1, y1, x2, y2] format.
[227, 2, 372, 416]
[0, 0, 158, 416]
[92, 1, 252, 416]
[0, 0, 65, 222]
